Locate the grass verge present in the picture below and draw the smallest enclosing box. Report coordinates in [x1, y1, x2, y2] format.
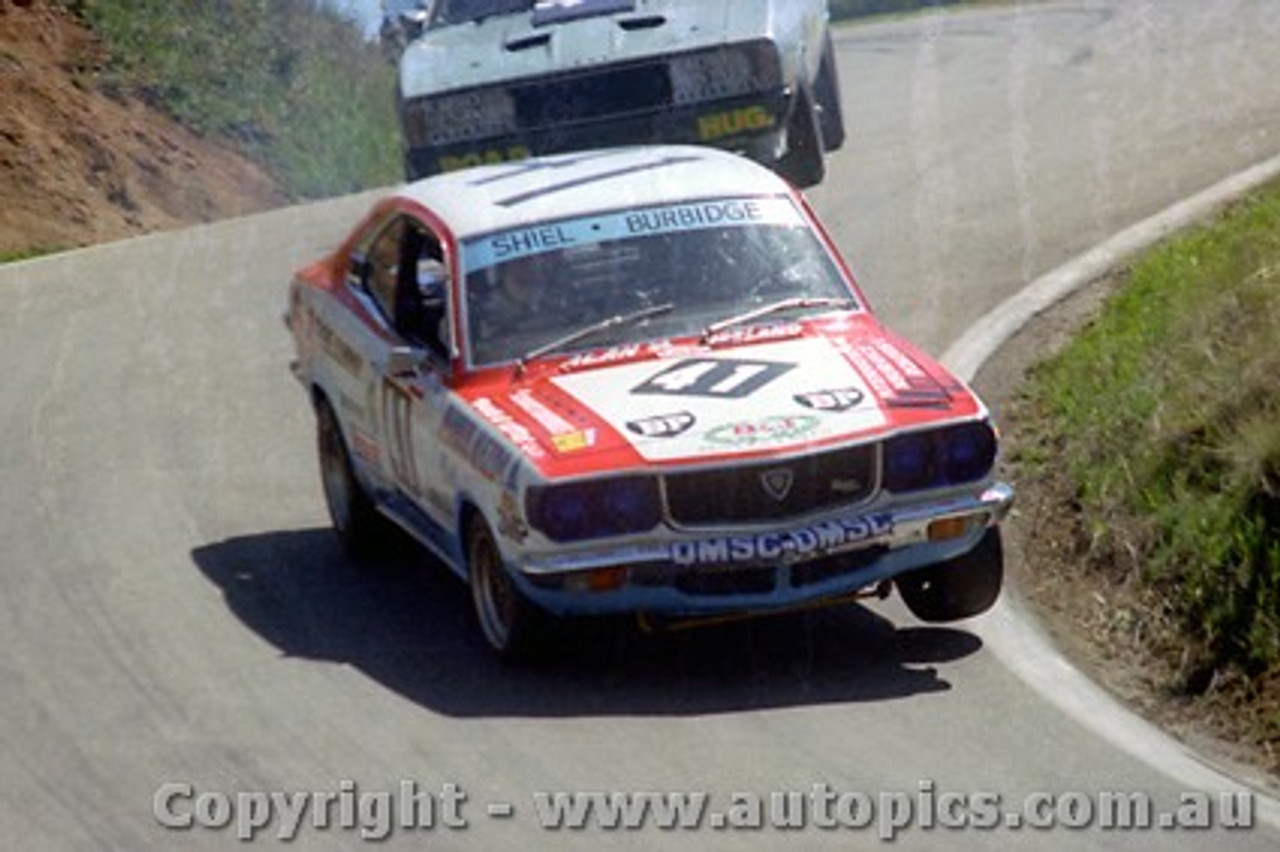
[0, 246, 67, 264]
[1004, 180, 1280, 771]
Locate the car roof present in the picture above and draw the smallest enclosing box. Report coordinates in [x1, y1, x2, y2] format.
[397, 145, 796, 240]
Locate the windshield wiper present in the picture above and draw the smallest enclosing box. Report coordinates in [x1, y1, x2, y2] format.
[518, 302, 675, 369]
[701, 297, 856, 341]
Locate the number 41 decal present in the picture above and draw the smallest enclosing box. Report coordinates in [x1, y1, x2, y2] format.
[633, 358, 794, 399]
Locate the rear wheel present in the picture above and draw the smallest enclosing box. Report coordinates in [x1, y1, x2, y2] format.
[897, 527, 1004, 622]
[467, 514, 547, 660]
[776, 88, 827, 188]
[316, 399, 383, 554]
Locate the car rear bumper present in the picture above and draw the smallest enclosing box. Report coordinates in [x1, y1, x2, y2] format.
[403, 89, 794, 179]
[509, 482, 1015, 617]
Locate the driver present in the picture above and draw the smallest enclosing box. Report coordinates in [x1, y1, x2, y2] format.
[483, 253, 553, 336]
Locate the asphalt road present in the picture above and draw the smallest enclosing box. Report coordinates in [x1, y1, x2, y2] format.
[3, 2, 1280, 849]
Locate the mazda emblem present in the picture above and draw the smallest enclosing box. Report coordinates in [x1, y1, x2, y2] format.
[761, 468, 795, 502]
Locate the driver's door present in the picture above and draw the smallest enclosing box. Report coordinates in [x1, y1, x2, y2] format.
[362, 214, 455, 551]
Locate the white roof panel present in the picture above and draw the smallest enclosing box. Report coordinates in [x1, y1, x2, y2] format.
[398, 146, 794, 239]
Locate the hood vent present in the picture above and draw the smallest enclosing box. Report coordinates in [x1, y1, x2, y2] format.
[505, 32, 552, 52]
[618, 15, 666, 31]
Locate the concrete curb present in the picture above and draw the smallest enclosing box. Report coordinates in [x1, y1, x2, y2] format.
[942, 152, 1280, 825]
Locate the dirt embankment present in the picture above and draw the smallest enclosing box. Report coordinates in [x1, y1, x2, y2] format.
[0, 0, 286, 256]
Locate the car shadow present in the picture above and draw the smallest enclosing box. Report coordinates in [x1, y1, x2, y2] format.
[190, 528, 984, 718]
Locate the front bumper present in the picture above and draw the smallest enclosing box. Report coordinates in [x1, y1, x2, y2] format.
[509, 482, 1015, 617]
[403, 89, 794, 179]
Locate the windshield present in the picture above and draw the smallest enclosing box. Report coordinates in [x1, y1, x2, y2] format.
[461, 196, 859, 367]
[430, 0, 534, 27]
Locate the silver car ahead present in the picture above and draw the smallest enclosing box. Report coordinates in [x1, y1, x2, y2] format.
[393, 0, 846, 187]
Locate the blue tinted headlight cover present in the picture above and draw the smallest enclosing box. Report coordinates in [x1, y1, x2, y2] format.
[883, 432, 936, 493]
[884, 421, 996, 493]
[526, 477, 662, 542]
[943, 421, 997, 484]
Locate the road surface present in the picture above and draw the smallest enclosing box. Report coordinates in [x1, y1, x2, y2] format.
[3, 2, 1279, 848]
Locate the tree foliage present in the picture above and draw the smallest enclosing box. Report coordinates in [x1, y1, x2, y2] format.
[64, 0, 399, 197]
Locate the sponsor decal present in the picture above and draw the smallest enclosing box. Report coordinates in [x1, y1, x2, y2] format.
[440, 405, 516, 482]
[439, 406, 478, 456]
[698, 105, 776, 142]
[626, 411, 696, 438]
[562, 343, 644, 370]
[706, 415, 819, 447]
[553, 337, 889, 463]
[349, 431, 380, 465]
[510, 390, 598, 453]
[463, 197, 803, 270]
[623, 199, 769, 235]
[670, 514, 893, 567]
[794, 387, 865, 412]
[314, 320, 363, 376]
[830, 476, 867, 495]
[872, 340, 929, 380]
[382, 381, 423, 498]
[489, 223, 579, 261]
[439, 146, 531, 174]
[510, 389, 575, 434]
[842, 340, 953, 409]
[473, 397, 548, 460]
[633, 358, 795, 399]
[550, 430, 597, 453]
[703, 322, 802, 348]
[842, 344, 893, 399]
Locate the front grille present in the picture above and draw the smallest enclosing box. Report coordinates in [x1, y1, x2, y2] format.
[512, 62, 672, 129]
[664, 445, 876, 526]
[789, 546, 886, 588]
[673, 565, 778, 597]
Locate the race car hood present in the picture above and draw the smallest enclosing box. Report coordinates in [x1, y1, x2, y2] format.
[453, 320, 985, 480]
[400, 0, 785, 98]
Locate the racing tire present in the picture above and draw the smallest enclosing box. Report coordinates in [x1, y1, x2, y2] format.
[467, 514, 548, 661]
[814, 32, 846, 152]
[896, 527, 1005, 623]
[776, 87, 827, 188]
[316, 399, 384, 554]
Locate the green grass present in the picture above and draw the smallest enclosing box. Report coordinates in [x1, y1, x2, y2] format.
[1016, 182, 1280, 673]
[61, 0, 400, 199]
[0, 246, 68, 264]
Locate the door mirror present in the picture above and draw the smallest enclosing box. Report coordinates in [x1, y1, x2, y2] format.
[384, 345, 428, 377]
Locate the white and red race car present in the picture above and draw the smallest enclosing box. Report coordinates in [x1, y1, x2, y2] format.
[285, 145, 1013, 658]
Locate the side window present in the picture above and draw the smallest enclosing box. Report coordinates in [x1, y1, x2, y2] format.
[413, 248, 452, 362]
[365, 218, 409, 325]
[363, 213, 453, 364]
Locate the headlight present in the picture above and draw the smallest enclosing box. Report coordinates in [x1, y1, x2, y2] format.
[669, 42, 780, 105]
[402, 89, 517, 148]
[526, 477, 662, 542]
[943, 421, 997, 484]
[883, 422, 997, 493]
[884, 432, 935, 493]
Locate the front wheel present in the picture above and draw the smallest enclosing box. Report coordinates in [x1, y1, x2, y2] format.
[467, 515, 548, 660]
[316, 399, 384, 554]
[896, 527, 1004, 622]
